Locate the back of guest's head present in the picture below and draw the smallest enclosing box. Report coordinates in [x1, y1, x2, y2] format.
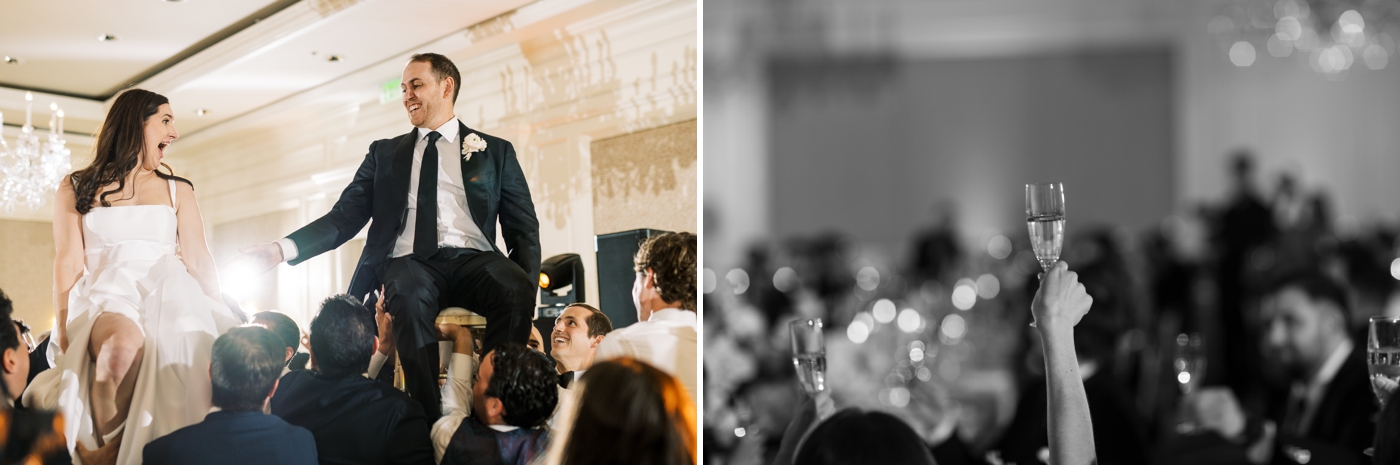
[212, 326, 287, 412]
[794, 409, 937, 465]
[1378, 390, 1400, 465]
[563, 358, 696, 465]
[486, 343, 559, 428]
[309, 295, 376, 378]
[634, 232, 697, 311]
[252, 311, 301, 355]
[0, 289, 17, 354]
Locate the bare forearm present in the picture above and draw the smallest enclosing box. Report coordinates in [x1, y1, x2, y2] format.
[1040, 325, 1096, 465]
[183, 254, 222, 300]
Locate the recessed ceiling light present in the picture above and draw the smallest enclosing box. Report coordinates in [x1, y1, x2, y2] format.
[164, 0, 185, 3]
[327, 55, 343, 63]
[196, 109, 210, 116]
[98, 34, 118, 42]
[2, 56, 19, 65]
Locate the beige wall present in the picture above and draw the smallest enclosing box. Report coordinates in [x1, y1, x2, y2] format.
[592, 119, 698, 235]
[0, 219, 56, 333]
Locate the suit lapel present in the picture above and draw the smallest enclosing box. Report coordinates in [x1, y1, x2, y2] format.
[458, 121, 488, 232]
[389, 128, 419, 230]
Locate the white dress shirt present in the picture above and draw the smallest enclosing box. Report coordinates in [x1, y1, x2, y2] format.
[277, 117, 492, 262]
[594, 308, 698, 404]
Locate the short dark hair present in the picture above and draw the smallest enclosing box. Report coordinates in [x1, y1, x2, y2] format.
[634, 232, 697, 311]
[0, 289, 18, 355]
[252, 311, 300, 355]
[309, 295, 377, 378]
[211, 326, 287, 412]
[563, 358, 696, 465]
[409, 53, 462, 103]
[566, 303, 612, 338]
[1269, 272, 1351, 322]
[794, 409, 937, 465]
[484, 343, 558, 428]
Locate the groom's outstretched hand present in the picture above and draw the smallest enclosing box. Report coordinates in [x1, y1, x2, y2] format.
[235, 243, 284, 274]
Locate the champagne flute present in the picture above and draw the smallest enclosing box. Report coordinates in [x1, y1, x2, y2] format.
[1026, 182, 1065, 327]
[1368, 316, 1400, 405]
[1026, 182, 1066, 272]
[790, 318, 826, 394]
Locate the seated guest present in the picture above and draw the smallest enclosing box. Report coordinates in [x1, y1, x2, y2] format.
[551, 303, 611, 388]
[26, 329, 51, 388]
[253, 310, 309, 372]
[432, 331, 557, 465]
[794, 409, 935, 465]
[559, 358, 696, 465]
[271, 295, 434, 465]
[143, 327, 316, 465]
[1184, 273, 1374, 465]
[595, 232, 697, 401]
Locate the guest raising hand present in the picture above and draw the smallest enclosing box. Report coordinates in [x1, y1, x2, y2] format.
[1031, 261, 1097, 465]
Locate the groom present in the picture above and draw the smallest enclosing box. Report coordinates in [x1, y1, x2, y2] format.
[239, 53, 540, 419]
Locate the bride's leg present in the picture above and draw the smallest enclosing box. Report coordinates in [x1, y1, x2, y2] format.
[88, 312, 144, 441]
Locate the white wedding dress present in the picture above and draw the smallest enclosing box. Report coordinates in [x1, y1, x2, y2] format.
[23, 180, 241, 464]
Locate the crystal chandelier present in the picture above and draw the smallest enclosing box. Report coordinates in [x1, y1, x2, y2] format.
[0, 92, 70, 213]
[1210, 0, 1400, 78]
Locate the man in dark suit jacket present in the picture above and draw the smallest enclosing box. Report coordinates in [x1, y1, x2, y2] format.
[144, 326, 317, 465]
[271, 295, 434, 465]
[1183, 273, 1375, 465]
[239, 52, 541, 419]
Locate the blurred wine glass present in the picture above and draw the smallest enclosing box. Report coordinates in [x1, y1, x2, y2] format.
[1174, 333, 1206, 434]
[790, 318, 826, 394]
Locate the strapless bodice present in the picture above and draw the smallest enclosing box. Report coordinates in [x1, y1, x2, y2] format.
[82, 205, 177, 271]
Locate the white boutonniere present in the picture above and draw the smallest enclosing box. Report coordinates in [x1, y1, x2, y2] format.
[462, 133, 487, 161]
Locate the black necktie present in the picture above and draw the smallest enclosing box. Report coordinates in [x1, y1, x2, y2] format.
[559, 372, 574, 389]
[414, 131, 442, 257]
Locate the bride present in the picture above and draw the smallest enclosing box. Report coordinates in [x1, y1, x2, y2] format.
[25, 89, 240, 464]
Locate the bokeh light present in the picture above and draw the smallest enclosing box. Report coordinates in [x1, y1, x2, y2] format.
[897, 308, 921, 333]
[873, 299, 897, 323]
[889, 386, 910, 407]
[727, 269, 750, 295]
[1364, 44, 1388, 70]
[910, 344, 925, 362]
[987, 235, 1012, 259]
[773, 266, 799, 292]
[976, 274, 1000, 299]
[941, 313, 967, 340]
[848, 312, 874, 344]
[1230, 41, 1257, 66]
[1390, 257, 1400, 280]
[1276, 16, 1301, 41]
[1268, 33, 1293, 57]
[856, 266, 880, 291]
[951, 278, 977, 310]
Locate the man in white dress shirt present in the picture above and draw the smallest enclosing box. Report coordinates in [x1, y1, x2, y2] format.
[238, 53, 540, 419]
[594, 232, 698, 403]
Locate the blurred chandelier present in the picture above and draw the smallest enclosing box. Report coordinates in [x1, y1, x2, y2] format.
[1210, 0, 1400, 77]
[0, 92, 70, 213]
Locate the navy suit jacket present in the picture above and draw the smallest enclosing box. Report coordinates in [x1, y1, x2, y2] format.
[142, 410, 317, 465]
[284, 123, 541, 299]
[270, 370, 434, 465]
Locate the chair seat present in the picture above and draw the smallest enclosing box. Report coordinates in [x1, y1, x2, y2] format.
[435, 307, 486, 327]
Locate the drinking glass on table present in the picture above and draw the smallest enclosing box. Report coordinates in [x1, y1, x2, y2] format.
[1174, 333, 1206, 434]
[1026, 182, 1065, 327]
[790, 318, 826, 394]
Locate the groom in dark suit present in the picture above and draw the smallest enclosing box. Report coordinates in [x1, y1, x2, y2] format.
[240, 52, 540, 419]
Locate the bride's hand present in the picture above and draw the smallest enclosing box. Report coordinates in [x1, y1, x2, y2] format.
[234, 243, 284, 274]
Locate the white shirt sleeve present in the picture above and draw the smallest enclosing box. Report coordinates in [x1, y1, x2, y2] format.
[431, 353, 475, 463]
[366, 351, 387, 379]
[275, 238, 299, 262]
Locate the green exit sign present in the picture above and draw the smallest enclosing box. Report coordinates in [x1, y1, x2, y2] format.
[380, 78, 403, 104]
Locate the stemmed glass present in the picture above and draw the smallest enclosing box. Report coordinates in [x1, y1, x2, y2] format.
[790, 318, 826, 394]
[1174, 333, 1206, 433]
[1368, 316, 1400, 404]
[1026, 182, 1065, 327]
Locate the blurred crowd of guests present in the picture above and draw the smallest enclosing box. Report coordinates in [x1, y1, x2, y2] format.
[703, 151, 1400, 465]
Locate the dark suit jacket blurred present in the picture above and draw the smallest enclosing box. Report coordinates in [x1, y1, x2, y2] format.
[283, 122, 540, 299]
[1269, 347, 1374, 465]
[270, 370, 434, 465]
[989, 369, 1148, 465]
[142, 410, 317, 465]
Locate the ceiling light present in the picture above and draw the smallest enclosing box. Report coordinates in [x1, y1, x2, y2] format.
[3, 56, 20, 65]
[98, 34, 118, 42]
[327, 55, 343, 62]
[196, 109, 210, 116]
[164, 0, 185, 3]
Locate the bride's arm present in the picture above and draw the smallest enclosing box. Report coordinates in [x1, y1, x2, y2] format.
[173, 181, 222, 301]
[52, 177, 85, 352]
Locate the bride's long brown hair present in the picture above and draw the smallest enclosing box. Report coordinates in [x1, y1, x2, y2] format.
[70, 88, 191, 215]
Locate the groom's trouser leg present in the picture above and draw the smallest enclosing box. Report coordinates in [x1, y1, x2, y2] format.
[438, 248, 535, 357]
[383, 254, 447, 420]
